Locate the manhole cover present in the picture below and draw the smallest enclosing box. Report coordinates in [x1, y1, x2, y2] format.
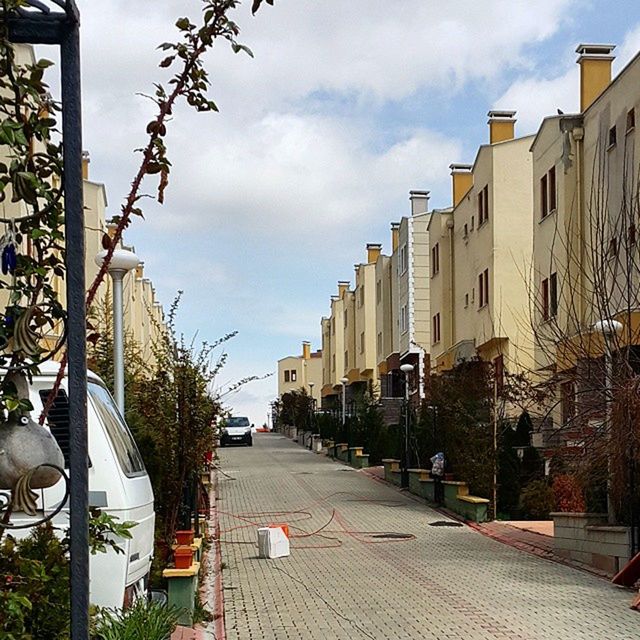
[369, 533, 414, 539]
[429, 521, 463, 527]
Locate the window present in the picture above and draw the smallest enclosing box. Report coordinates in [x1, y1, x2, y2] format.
[331, 317, 335, 335]
[550, 272, 558, 318]
[463, 223, 468, 239]
[400, 244, 408, 274]
[291, 370, 297, 382]
[359, 286, 365, 307]
[627, 108, 636, 133]
[630, 223, 637, 246]
[464, 293, 469, 308]
[432, 313, 441, 344]
[376, 280, 382, 304]
[284, 370, 290, 382]
[541, 277, 549, 321]
[400, 304, 408, 333]
[332, 354, 335, 371]
[470, 216, 475, 230]
[431, 243, 440, 276]
[609, 237, 618, 258]
[608, 125, 617, 148]
[541, 166, 556, 218]
[561, 380, 576, 425]
[377, 331, 382, 354]
[360, 331, 365, 354]
[478, 268, 489, 307]
[478, 185, 489, 225]
[344, 350, 349, 368]
[471, 288, 475, 303]
[540, 173, 548, 218]
[88, 382, 146, 477]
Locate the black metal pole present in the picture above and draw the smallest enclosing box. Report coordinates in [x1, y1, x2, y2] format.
[61, 18, 89, 640]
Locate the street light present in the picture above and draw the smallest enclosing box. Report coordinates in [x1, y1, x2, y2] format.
[340, 377, 349, 460]
[95, 248, 140, 415]
[593, 318, 623, 523]
[400, 363, 415, 488]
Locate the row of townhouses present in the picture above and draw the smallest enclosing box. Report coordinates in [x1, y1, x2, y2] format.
[279, 42, 640, 441]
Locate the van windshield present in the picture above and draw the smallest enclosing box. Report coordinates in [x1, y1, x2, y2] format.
[88, 382, 146, 478]
[227, 417, 250, 428]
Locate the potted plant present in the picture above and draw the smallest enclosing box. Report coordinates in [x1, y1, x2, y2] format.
[173, 545, 194, 570]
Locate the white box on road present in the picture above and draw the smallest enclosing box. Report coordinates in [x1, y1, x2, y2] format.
[258, 526, 290, 559]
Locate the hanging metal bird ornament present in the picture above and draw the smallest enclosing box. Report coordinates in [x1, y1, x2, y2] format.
[0, 222, 18, 276]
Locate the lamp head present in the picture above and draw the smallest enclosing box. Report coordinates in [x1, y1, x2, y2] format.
[592, 319, 623, 335]
[400, 364, 414, 373]
[340, 377, 349, 385]
[95, 248, 140, 273]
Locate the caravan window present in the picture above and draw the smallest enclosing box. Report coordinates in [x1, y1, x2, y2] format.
[88, 382, 146, 478]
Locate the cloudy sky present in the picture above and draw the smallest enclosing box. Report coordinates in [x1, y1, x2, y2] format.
[42, 0, 640, 425]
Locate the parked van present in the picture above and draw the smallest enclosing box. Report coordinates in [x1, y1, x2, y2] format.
[7, 362, 155, 608]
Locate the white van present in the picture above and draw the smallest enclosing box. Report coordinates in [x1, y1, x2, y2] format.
[7, 362, 155, 608]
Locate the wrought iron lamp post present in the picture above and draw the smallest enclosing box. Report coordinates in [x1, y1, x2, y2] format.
[400, 363, 414, 488]
[95, 248, 140, 415]
[4, 2, 88, 637]
[340, 377, 349, 459]
[308, 382, 314, 450]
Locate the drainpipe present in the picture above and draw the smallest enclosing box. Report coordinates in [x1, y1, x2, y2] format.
[573, 126, 585, 327]
[447, 217, 455, 347]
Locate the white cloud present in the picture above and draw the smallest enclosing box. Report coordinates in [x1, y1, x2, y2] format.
[495, 21, 640, 135]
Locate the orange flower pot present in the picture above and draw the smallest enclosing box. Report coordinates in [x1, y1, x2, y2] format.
[174, 545, 194, 570]
[175, 529, 195, 545]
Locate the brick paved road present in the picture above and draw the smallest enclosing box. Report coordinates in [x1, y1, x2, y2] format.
[217, 434, 639, 640]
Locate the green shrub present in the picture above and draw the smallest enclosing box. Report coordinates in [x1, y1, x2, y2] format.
[520, 479, 555, 519]
[93, 600, 181, 640]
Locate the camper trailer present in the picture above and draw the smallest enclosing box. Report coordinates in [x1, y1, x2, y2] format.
[6, 362, 155, 608]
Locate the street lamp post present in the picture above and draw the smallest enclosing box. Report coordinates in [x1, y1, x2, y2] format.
[340, 377, 349, 460]
[95, 248, 140, 415]
[308, 382, 315, 450]
[400, 364, 415, 488]
[593, 318, 623, 524]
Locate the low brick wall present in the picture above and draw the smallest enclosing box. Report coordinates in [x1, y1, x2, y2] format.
[382, 459, 401, 485]
[552, 512, 631, 574]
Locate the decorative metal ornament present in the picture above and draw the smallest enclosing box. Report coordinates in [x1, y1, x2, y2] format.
[0, 373, 64, 513]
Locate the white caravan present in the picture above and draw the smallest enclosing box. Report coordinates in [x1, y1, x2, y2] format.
[6, 362, 155, 608]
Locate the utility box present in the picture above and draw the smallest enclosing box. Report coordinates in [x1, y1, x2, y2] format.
[258, 526, 290, 559]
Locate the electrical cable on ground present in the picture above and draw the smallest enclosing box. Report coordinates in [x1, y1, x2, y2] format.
[269, 561, 378, 640]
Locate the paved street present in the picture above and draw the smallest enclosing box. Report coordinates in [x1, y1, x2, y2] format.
[217, 434, 640, 640]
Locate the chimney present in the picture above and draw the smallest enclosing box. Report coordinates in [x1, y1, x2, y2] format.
[391, 222, 400, 252]
[576, 44, 615, 111]
[135, 261, 145, 279]
[449, 164, 473, 207]
[367, 243, 382, 264]
[409, 190, 430, 216]
[338, 281, 350, 298]
[82, 150, 90, 180]
[487, 110, 516, 144]
[302, 341, 311, 360]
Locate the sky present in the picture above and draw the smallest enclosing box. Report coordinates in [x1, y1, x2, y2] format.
[40, 0, 640, 426]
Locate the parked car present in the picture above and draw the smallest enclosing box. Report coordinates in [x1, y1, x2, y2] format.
[220, 416, 253, 446]
[7, 362, 155, 609]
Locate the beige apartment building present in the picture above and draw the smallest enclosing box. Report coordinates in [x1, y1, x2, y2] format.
[321, 281, 351, 404]
[429, 112, 535, 377]
[0, 44, 167, 368]
[277, 341, 323, 403]
[532, 43, 640, 432]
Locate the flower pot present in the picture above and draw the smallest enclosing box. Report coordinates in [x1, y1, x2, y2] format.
[173, 545, 194, 570]
[175, 529, 195, 545]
